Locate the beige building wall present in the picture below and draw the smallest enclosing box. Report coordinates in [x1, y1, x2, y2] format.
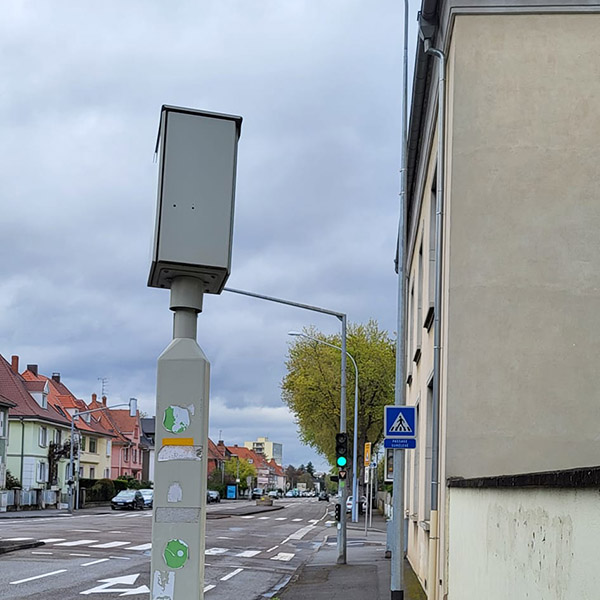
[404, 9, 600, 596]
[445, 13, 600, 479]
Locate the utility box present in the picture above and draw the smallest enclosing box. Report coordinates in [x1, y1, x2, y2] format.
[148, 105, 242, 294]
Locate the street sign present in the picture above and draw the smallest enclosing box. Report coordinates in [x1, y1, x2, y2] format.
[384, 405, 416, 438]
[384, 437, 417, 449]
[364, 442, 371, 466]
[338, 469, 347, 480]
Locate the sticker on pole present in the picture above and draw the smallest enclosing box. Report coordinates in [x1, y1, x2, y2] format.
[384, 406, 416, 438]
[163, 405, 193, 434]
[164, 539, 189, 569]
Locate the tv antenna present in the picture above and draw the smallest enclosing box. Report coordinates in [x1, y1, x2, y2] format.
[98, 377, 108, 397]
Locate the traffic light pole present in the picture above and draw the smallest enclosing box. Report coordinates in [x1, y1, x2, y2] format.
[337, 315, 348, 565]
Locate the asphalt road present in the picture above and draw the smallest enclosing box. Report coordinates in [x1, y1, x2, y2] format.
[0, 497, 335, 599]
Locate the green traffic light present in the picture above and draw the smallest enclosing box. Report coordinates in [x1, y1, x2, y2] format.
[337, 456, 347, 467]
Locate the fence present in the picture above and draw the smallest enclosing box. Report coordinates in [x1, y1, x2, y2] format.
[0, 488, 58, 511]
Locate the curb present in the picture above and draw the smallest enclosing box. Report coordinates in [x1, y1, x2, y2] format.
[0, 540, 45, 555]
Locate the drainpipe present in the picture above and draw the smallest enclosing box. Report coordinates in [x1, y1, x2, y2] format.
[424, 40, 446, 600]
[20, 418, 25, 489]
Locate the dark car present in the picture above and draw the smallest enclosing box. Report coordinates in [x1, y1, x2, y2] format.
[111, 490, 145, 510]
[207, 490, 220, 503]
[318, 491, 330, 502]
[139, 488, 153, 509]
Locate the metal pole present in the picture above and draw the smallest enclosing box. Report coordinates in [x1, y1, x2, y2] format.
[225, 287, 348, 563]
[337, 314, 347, 564]
[391, 2, 410, 599]
[68, 417, 74, 514]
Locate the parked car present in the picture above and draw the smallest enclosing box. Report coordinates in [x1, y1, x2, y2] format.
[318, 491, 330, 502]
[139, 488, 153, 509]
[251, 488, 264, 499]
[284, 490, 295, 497]
[111, 490, 145, 510]
[207, 490, 220, 503]
[345, 495, 367, 513]
[267, 490, 279, 499]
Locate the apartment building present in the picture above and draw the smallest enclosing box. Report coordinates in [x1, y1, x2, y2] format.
[244, 436, 283, 465]
[402, 2, 600, 598]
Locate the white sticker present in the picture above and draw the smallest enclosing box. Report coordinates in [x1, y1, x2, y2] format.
[158, 445, 203, 462]
[152, 570, 175, 600]
[167, 482, 183, 503]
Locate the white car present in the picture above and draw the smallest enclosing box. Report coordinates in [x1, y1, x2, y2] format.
[346, 495, 367, 513]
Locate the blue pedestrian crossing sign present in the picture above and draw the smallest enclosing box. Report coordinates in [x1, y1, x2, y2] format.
[384, 406, 416, 438]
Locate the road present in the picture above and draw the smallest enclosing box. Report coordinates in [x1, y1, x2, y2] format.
[0, 497, 335, 599]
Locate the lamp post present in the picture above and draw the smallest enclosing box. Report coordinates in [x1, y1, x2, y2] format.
[288, 331, 360, 523]
[68, 398, 137, 515]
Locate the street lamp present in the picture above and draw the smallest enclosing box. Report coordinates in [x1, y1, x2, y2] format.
[68, 397, 137, 514]
[288, 331, 360, 523]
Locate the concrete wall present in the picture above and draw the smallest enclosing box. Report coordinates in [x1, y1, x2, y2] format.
[445, 13, 600, 479]
[448, 487, 600, 599]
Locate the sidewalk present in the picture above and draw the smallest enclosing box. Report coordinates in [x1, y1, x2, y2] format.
[276, 512, 426, 600]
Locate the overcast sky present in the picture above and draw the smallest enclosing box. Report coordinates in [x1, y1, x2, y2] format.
[0, 0, 420, 471]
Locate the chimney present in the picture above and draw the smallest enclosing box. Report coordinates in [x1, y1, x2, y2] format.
[92, 393, 97, 403]
[10, 355, 19, 374]
[27, 364, 38, 376]
[52, 372, 61, 384]
[218, 440, 224, 446]
[102, 395, 107, 406]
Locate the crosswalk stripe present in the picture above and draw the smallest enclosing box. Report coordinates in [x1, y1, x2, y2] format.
[90, 541, 130, 548]
[3, 537, 33, 541]
[271, 552, 294, 562]
[124, 543, 152, 550]
[40, 538, 66, 543]
[258, 517, 270, 520]
[80, 558, 110, 566]
[54, 539, 99, 546]
[236, 550, 261, 558]
[240, 515, 255, 519]
[204, 584, 216, 593]
[220, 568, 243, 581]
[275, 517, 287, 521]
[205, 548, 228, 555]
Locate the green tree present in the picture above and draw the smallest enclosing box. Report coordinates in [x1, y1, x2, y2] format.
[306, 461, 315, 476]
[224, 457, 256, 491]
[282, 320, 395, 473]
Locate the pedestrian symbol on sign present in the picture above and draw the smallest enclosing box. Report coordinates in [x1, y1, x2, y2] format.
[389, 412, 412, 434]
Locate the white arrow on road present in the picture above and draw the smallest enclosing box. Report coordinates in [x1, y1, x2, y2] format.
[80, 573, 150, 596]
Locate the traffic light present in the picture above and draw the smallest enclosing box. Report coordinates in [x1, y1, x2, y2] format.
[335, 432, 348, 468]
[334, 502, 341, 521]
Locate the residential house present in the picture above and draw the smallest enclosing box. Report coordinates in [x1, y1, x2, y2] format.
[268, 459, 286, 491]
[99, 407, 144, 480]
[207, 439, 230, 479]
[227, 445, 270, 490]
[402, 3, 600, 598]
[21, 369, 114, 482]
[2, 355, 71, 495]
[0, 394, 16, 489]
[140, 417, 155, 483]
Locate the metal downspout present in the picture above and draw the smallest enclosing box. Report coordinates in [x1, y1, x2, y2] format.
[425, 42, 446, 600]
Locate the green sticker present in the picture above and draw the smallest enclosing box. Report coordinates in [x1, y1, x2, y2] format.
[164, 539, 189, 569]
[163, 406, 190, 434]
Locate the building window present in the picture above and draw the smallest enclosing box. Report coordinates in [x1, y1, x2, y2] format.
[54, 429, 62, 445]
[426, 181, 437, 331]
[80, 436, 86, 452]
[106, 440, 112, 457]
[123, 448, 129, 462]
[37, 461, 47, 482]
[0, 410, 4, 437]
[41, 393, 48, 409]
[415, 243, 423, 363]
[132, 449, 137, 464]
[39, 426, 48, 447]
[89, 438, 97, 453]
[89, 467, 95, 479]
[103, 468, 110, 478]
[79, 466, 84, 477]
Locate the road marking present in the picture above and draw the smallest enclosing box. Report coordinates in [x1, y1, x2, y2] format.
[309, 519, 319, 524]
[10, 569, 68, 585]
[292, 518, 302, 522]
[110, 556, 131, 560]
[124, 543, 152, 550]
[275, 517, 287, 520]
[204, 584, 216, 592]
[3, 537, 34, 541]
[40, 538, 66, 543]
[55, 539, 99, 546]
[81, 558, 111, 566]
[258, 516, 270, 520]
[271, 552, 294, 562]
[31, 551, 53, 555]
[236, 550, 261, 558]
[69, 553, 91, 557]
[205, 547, 228, 555]
[220, 568, 243, 581]
[71, 529, 101, 532]
[217, 536, 234, 540]
[107, 531, 124, 534]
[240, 515, 255, 519]
[90, 541, 130, 548]
[80, 574, 149, 596]
[266, 545, 279, 553]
